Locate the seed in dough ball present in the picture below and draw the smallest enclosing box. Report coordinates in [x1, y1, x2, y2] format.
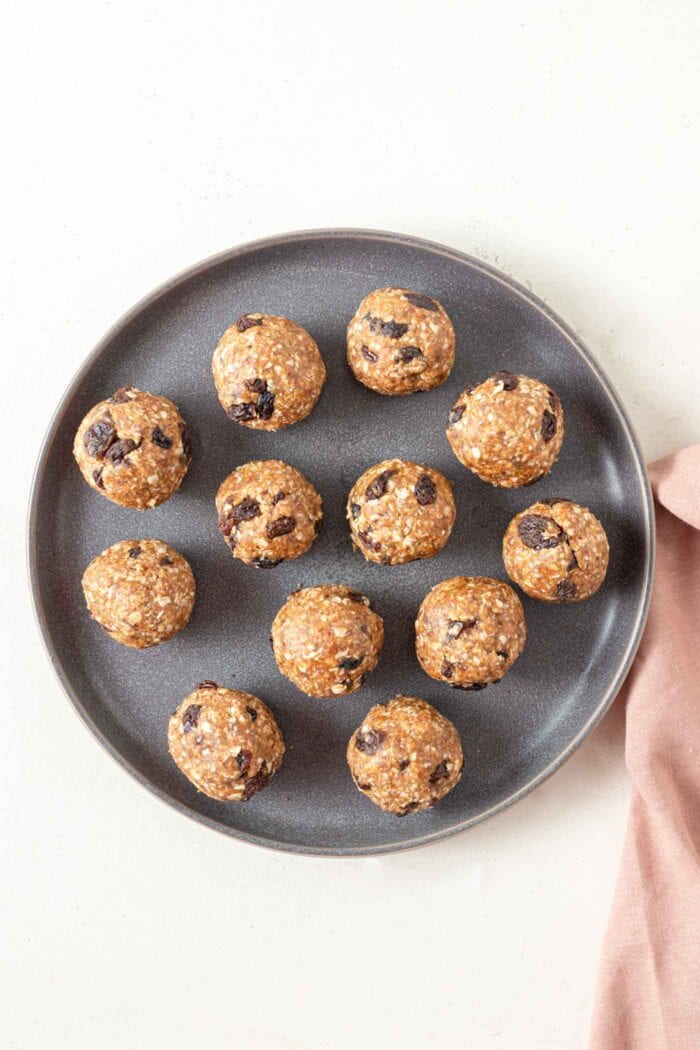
[82, 539, 195, 649]
[347, 459, 456, 565]
[347, 695, 463, 815]
[347, 288, 455, 395]
[73, 386, 191, 509]
[168, 683, 284, 802]
[503, 498, 609, 602]
[415, 576, 526, 690]
[216, 460, 322, 568]
[446, 372, 564, 488]
[271, 585, 384, 698]
[212, 313, 325, 430]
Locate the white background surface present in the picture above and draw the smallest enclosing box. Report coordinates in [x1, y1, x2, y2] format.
[2, 2, 699, 1047]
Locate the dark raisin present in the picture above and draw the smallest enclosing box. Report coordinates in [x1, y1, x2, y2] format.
[252, 557, 282, 568]
[429, 761, 450, 784]
[235, 314, 263, 332]
[227, 402, 256, 422]
[365, 469, 394, 501]
[110, 386, 133, 403]
[441, 659, 454, 679]
[231, 497, 261, 523]
[127, 546, 142, 558]
[236, 749, 252, 778]
[414, 473, 436, 505]
[266, 515, 296, 539]
[180, 423, 192, 461]
[243, 766, 270, 800]
[556, 579, 577, 602]
[246, 706, 258, 721]
[445, 618, 477, 640]
[272, 491, 286, 505]
[182, 704, 201, 732]
[567, 549, 578, 571]
[159, 555, 174, 566]
[350, 502, 361, 519]
[397, 801, 420, 817]
[539, 497, 567, 506]
[355, 728, 385, 754]
[404, 291, 439, 311]
[541, 409, 557, 442]
[517, 513, 562, 550]
[361, 345, 378, 362]
[347, 591, 368, 605]
[494, 370, 519, 390]
[398, 758, 410, 771]
[104, 438, 139, 465]
[396, 346, 423, 363]
[548, 389, 560, 411]
[353, 774, 372, 791]
[448, 405, 465, 425]
[462, 681, 489, 691]
[84, 417, 117, 457]
[92, 469, 105, 489]
[366, 315, 409, 339]
[496, 649, 508, 659]
[339, 656, 363, 671]
[197, 680, 218, 689]
[151, 426, 172, 449]
[358, 530, 381, 552]
[245, 377, 267, 393]
[314, 518, 322, 535]
[256, 389, 275, 420]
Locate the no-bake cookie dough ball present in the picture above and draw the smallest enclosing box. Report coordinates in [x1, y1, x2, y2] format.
[212, 313, 325, 430]
[271, 585, 384, 698]
[168, 683, 284, 802]
[446, 372, 564, 487]
[415, 576, 526, 690]
[503, 498, 609, 602]
[347, 695, 463, 815]
[347, 288, 455, 395]
[82, 539, 195, 648]
[216, 460, 322, 568]
[347, 459, 456, 565]
[73, 386, 191, 508]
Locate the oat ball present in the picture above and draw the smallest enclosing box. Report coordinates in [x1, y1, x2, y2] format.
[446, 372, 564, 487]
[415, 576, 526, 690]
[503, 498, 610, 602]
[347, 459, 456, 565]
[168, 683, 284, 802]
[73, 386, 191, 508]
[347, 696, 463, 815]
[212, 313, 326, 430]
[82, 539, 195, 648]
[216, 460, 322, 568]
[271, 585, 384, 698]
[347, 288, 455, 395]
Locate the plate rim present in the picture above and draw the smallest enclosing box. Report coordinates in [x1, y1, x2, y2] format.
[27, 227, 655, 857]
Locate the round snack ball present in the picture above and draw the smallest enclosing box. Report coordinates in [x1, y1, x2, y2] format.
[446, 372, 564, 487]
[216, 460, 322, 568]
[212, 313, 325, 430]
[415, 576, 526, 690]
[503, 498, 609, 602]
[347, 695, 463, 816]
[73, 386, 191, 509]
[271, 585, 384, 698]
[168, 683, 284, 802]
[347, 459, 456, 565]
[347, 287, 455, 395]
[82, 539, 195, 649]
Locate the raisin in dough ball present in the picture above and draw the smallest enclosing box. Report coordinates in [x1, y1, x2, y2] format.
[216, 460, 322, 568]
[82, 539, 195, 649]
[347, 459, 456, 565]
[347, 288, 455, 395]
[347, 696, 463, 815]
[415, 576, 526, 690]
[73, 386, 191, 508]
[446, 372, 564, 488]
[168, 683, 284, 802]
[271, 585, 384, 698]
[212, 313, 326, 430]
[503, 498, 609, 603]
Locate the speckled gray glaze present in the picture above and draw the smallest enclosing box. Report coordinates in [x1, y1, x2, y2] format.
[28, 230, 654, 856]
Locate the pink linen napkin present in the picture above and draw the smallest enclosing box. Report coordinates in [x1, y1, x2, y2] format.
[590, 445, 700, 1049]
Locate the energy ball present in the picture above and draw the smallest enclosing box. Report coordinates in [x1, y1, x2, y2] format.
[168, 683, 284, 802]
[73, 386, 191, 509]
[347, 287, 455, 395]
[446, 372, 564, 487]
[212, 313, 325, 430]
[347, 695, 463, 816]
[503, 498, 610, 602]
[216, 460, 322, 568]
[347, 459, 456, 565]
[82, 539, 195, 649]
[271, 585, 384, 698]
[415, 576, 526, 690]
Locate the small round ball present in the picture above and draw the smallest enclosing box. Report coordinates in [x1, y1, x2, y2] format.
[347, 288, 455, 395]
[216, 460, 322, 568]
[347, 459, 456, 565]
[503, 498, 609, 602]
[446, 372, 564, 487]
[82, 539, 195, 648]
[168, 683, 284, 802]
[73, 386, 191, 508]
[271, 585, 384, 698]
[347, 695, 463, 815]
[415, 576, 526, 690]
[212, 313, 326, 430]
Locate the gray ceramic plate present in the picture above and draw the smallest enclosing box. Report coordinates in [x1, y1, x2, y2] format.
[29, 229, 653, 856]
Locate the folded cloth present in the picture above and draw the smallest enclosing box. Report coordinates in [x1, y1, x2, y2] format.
[590, 445, 700, 1049]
